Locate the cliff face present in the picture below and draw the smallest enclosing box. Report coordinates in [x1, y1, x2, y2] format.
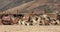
[0, 0, 60, 14]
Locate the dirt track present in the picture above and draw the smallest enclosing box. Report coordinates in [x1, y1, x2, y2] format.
[0, 25, 60, 32]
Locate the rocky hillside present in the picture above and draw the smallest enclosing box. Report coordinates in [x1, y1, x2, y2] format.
[0, 0, 33, 11]
[0, 0, 60, 14]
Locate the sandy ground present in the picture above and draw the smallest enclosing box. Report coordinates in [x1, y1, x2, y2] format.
[0, 25, 60, 32]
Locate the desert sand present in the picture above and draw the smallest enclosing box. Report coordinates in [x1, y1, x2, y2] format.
[0, 25, 60, 32]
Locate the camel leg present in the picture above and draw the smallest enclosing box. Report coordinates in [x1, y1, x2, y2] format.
[21, 21, 25, 25]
